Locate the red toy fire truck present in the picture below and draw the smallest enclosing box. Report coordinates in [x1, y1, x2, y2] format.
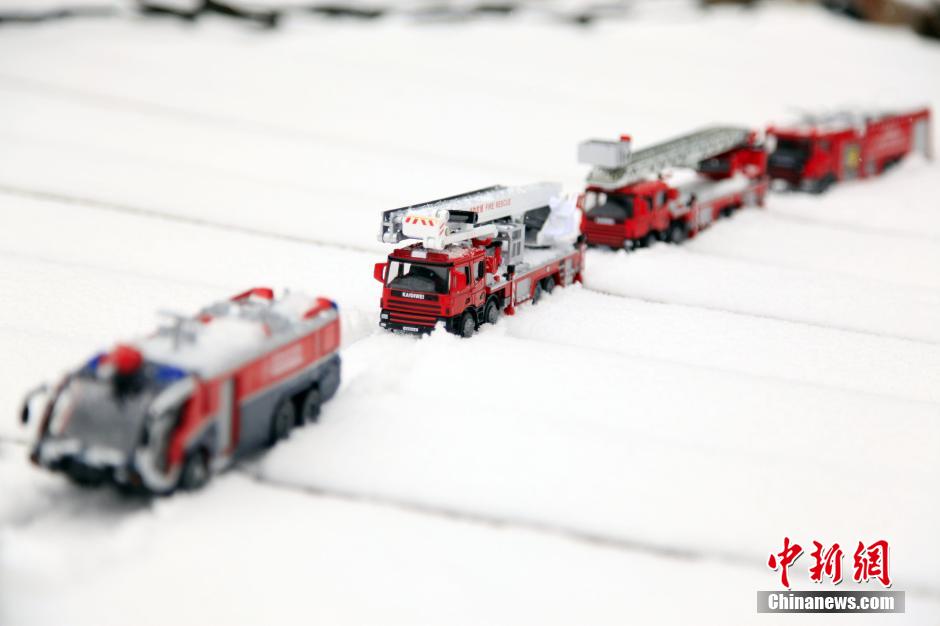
[22, 288, 341, 494]
[767, 107, 932, 193]
[374, 184, 585, 337]
[578, 127, 769, 250]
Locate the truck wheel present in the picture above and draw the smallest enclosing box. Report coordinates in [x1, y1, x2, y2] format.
[299, 388, 322, 423]
[269, 399, 295, 444]
[668, 223, 687, 244]
[541, 277, 555, 295]
[810, 174, 835, 194]
[459, 312, 476, 338]
[64, 460, 107, 488]
[532, 281, 543, 304]
[484, 299, 500, 325]
[179, 450, 210, 491]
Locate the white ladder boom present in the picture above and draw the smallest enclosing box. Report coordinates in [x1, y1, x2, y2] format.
[581, 126, 752, 190]
[379, 183, 561, 249]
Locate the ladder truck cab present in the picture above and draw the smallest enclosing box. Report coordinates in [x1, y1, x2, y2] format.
[578, 127, 768, 250]
[374, 183, 585, 338]
[767, 107, 932, 193]
[22, 288, 341, 494]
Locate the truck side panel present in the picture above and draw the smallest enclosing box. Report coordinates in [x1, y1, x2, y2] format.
[168, 317, 340, 465]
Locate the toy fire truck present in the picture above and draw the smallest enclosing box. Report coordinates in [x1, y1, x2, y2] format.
[767, 107, 932, 193]
[374, 183, 585, 337]
[21, 288, 341, 494]
[578, 127, 769, 249]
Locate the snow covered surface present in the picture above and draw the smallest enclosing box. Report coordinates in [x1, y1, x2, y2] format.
[1, 3, 940, 624]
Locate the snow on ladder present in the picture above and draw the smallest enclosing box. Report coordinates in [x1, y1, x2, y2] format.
[580, 126, 752, 190]
[379, 182, 561, 250]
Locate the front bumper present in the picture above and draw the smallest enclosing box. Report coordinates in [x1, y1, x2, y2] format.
[34, 438, 144, 489]
[379, 316, 438, 335]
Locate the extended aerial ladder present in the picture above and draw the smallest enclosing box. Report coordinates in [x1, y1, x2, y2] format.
[579, 126, 754, 190]
[378, 182, 566, 252]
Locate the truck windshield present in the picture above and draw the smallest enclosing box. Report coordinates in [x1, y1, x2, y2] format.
[387, 260, 451, 294]
[770, 137, 811, 169]
[586, 193, 634, 221]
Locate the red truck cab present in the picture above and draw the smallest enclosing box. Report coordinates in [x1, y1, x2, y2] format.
[375, 244, 490, 334]
[767, 108, 931, 193]
[580, 180, 676, 249]
[580, 142, 765, 250]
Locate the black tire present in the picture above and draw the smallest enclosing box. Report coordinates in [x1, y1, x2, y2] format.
[531, 281, 543, 304]
[299, 388, 322, 423]
[810, 174, 835, 195]
[458, 312, 476, 338]
[179, 449, 210, 491]
[269, 399, 295, 444]
[64, 462, 107, 488]
[882, 157, 901, 173]
[484, 299, 500, 325]
[638, 233, 654, 248]
[541, 277, 555, 295]
[668, 223, 688, 244]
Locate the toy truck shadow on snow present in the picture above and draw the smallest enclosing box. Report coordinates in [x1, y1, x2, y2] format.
[20, 288, 341, 495]
[374, 184, 585, 338]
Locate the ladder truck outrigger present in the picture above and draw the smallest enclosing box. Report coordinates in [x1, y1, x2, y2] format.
[374, 183, 585, 338]
[578, 126, 769, 250]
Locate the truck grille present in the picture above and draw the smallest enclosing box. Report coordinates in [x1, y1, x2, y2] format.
[386, 296, 440, 327]
[768, 167, 802, 183]
[583, 221, 626, 248]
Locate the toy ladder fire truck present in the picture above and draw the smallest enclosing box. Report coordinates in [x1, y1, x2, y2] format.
[578, 126, 768, 249]
[374, 183, 585, 337]
[22, 288, 341, 494]
[767, 107, 932, 193]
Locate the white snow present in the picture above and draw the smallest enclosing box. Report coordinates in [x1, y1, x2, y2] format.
[1, 3, 940, 624]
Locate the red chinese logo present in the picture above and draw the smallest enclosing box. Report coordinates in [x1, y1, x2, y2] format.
[768, 538, 890, 589]
[853, 540, 891, 587]
[767, 537, 803, 589]
[809, 541, 843, 584]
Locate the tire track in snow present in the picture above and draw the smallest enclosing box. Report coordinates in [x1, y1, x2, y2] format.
[502, 315, 940, 409]
[0, 73, 541, 179]
[244, 470, 940, 600]
[0, 183, 378, 254]
[0, 247, 229, 292]
[581, 283, 940, 347]
[0, 245, 379, 350]
[241, 468, 736, 562]
[765, 209, 940, 245]
[680, 244, 940, 295]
